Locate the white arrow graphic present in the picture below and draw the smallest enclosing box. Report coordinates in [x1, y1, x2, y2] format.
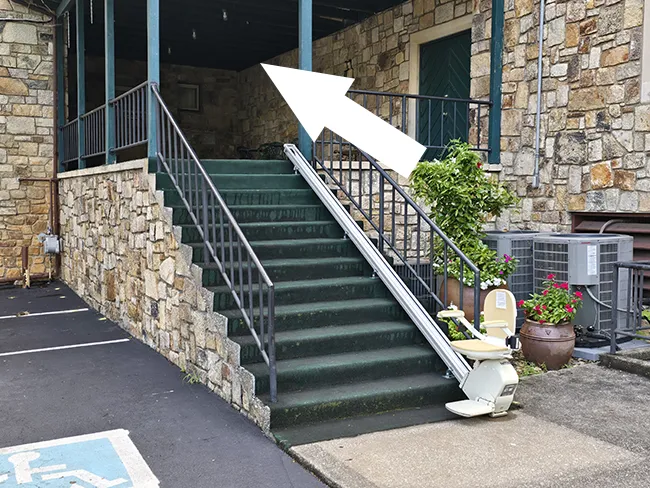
[262, 64, 427, 178]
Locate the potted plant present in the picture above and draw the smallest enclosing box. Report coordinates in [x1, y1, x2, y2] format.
[410, 140, 519, 320]
[518, 274, 584, 370]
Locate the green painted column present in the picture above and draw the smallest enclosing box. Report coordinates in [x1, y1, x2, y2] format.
[105, 0, 116, 164]
[487, 0, 504, 164]
[298, 0, 312, 160]
[55, 19, 65, 172]
[147, 0, 160, 161]
[76, 0, 86, 169]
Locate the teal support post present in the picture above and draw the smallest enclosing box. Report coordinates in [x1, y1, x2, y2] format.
[76, 0, 86, 169]
[105, 0, 115, 164]
[298, 0, 312, 160]
[487, 0, 504, 164]
[147, 0, 160, 162]
[55, 19, 65, 172]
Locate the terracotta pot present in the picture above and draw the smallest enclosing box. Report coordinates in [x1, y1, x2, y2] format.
[439, 277, 508, 322]
[520, 319, 575, 370]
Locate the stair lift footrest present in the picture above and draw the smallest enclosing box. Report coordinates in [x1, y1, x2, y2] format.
[445, 399, 494, 418]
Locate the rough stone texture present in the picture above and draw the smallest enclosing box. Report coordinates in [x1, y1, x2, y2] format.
[0, 3, 54, 280]
[84, 57, 240, 158]
[237, 0, 474, 149]
[58, 162, 271, 433]
[481, 0, 650, 231]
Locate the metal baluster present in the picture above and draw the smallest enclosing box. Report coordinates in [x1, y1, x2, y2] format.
[219, 207, 225, 265]
[428, 99, 432, 147]
[228, 221, 235, 291]
[268, 288, 277, 403]
[238, 236, 244, 310]
[258, 272, 265, 348]
[403, 201, 408, 258]
[477, 103, 481, 149]
[459, 260, 464, 313]
[378, 175, 384, 253]
[443, 242, 448, 306]
[202, 179, 209, 265]
[474, 270, 481, 329]
[369, 165, 373, 221]
[440, 100, 444, 148]
[248, 254, 253, 330]
[610, 264, 619, 353]
[391, 187, 396, 247]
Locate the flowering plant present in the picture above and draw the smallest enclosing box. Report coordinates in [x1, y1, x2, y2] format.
[518, 274, 583, 324]
[411, 140, 519, 289]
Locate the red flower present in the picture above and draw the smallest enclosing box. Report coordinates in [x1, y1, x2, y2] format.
[547, 274, 556, 280]
[517, 300, 525, 307]
[542, 290, 548, 296]
[575, 291, 583, 299]
[560, 282, 569, 290]
[539, 319, 546, 324]
[572, 299, 577, 304]
[477, 162, 483, 169]
[542, 305, 548, 310]
[565, 305, 574, 313]
[534, 305, 542, 312]
[553, 283, 561, 289]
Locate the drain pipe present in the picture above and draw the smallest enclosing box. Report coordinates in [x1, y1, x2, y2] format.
[532, 0, 546, 189]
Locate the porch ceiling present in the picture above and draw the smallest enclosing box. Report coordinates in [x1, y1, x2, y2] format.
[21, 0, 405, 71]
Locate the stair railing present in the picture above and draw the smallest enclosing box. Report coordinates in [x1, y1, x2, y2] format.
[151, 83, 277, 402]
[313, 130, 482, 330]
[286, 144, 472, 381]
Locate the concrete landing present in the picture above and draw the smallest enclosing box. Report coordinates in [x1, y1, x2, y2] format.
[291, 365, 650, 488]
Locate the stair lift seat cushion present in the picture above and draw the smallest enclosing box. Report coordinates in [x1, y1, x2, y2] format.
[450, 339, 512, 361]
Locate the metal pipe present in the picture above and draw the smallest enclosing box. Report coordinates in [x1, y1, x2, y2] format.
[532, 0, 546, 189]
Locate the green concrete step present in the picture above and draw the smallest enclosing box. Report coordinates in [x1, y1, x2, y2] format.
[265, 373, 462, 429]
[210, 276, 386, 310]
[200, 159, 293, 174]
[235, 321, 423, 365]
[248, 346, 439, 394]
[156, 173, 308, 191]
[172, 205, 332, 225]
[201, 257, 370, 287]
[161, 188, 322, 207]
[179, 221, 344, 242]
[190, 238, 359, 262]
[223, 298, 405, 335]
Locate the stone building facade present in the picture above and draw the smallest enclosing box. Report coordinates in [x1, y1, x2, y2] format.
[59, 161, 270, 431]
[488, 0, 650, 231]
[0, 0, 54, 279]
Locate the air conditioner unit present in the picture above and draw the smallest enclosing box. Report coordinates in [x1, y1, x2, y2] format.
[483, 231, 538, 328]
[533, 234, 633, 337]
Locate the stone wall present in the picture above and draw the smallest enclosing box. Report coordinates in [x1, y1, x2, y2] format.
[237, 0, 474, 150]
[0, 1, 54, 279]
[482, 0, 650, 231]
[58, 161, 270, 432]
[83, 57, 240, 159]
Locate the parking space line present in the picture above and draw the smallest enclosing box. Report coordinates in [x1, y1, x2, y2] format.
[0, 338, 130, 357]
[0, 308, 90, 321]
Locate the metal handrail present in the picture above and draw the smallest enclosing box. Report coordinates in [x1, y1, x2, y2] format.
[347, 89, 490, 153]
[150, 83, 277, 401]
[314, 131, 482, 327]
[109, 81, 150, 104]
[610, 261, 650, 353]
[287, 144, 471, 382]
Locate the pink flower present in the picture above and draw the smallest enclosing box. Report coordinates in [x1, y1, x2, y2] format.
[504, 254, 512, 263]
[560, 282, 569, 290]
[542, 305, 547, 310]
[517, 300, 525, 307]
[572, 299, 577, 304]
[542, 290, 548, 296]
[547, 274, 556, 280]
[539, 319, 546, 324]
[565, 305, 574, 313]
[534, 305, 542, 312]
[553, 283, 561, 289]
[575, 291, 583, 299]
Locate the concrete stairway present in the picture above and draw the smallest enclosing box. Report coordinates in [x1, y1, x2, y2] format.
[156, 159, 462, 446]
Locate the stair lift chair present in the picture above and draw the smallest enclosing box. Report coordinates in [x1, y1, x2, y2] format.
[438, 289, 520, 418]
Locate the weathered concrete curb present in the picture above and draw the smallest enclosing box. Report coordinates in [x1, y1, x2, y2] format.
[601, 347, 650, 379]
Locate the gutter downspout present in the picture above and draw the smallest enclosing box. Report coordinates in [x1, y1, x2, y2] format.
[532, 0, 546, 189]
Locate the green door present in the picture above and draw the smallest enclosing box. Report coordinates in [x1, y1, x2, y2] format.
[418, 30, 471, 160]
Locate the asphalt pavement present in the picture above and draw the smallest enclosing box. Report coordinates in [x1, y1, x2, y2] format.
[0, 281, 325, 487]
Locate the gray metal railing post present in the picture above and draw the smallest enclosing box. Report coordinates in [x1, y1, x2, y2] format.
[611, 263, 618, 354]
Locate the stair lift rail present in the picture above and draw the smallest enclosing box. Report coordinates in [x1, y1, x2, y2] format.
[151, 84, 278, 402]
[312, 131, 482, 329]
[285, 144, 472, 382]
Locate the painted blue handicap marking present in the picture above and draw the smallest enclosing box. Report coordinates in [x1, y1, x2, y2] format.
[0, 430, 158, 487]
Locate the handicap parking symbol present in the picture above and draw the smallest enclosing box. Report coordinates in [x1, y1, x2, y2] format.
[0, 430, 158, 487]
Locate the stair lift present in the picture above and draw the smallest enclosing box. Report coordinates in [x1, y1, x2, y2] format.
[438, 289, 520, 418]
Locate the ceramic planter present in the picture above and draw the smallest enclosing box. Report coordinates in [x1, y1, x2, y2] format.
[440, 277, 508, 322]
[520, 319, 575, 370]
